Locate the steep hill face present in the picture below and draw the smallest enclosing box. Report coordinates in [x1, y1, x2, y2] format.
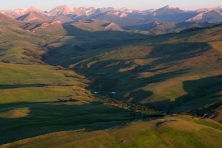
[0, 13, 24, 36]
[152, 5, 184, 15]
[102, 22, 123, 31]
[149, 5, 198, 22]
[30, 20, 63, 33]
[187, 10, 222, 23]
[17, 11, 50, 22]
[0, 13, 16, 23]
[187, 6, 222, 22]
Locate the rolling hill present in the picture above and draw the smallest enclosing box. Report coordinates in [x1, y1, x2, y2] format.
[71, 19, 123, 31]
[123, 21, 215, 34]
[1, 115, 222, 148]
[41, 23, 222, 116]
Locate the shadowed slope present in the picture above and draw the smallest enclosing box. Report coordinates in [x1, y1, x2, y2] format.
[44, 24, 222, 113]
[0, 101, 133, 145]
[1, 115, 222, 148]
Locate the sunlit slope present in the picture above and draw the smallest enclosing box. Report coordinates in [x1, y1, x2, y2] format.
[0, 62, 108, 144]
[1, 115, 222, 148]
[0, 14, 63, 64]
[66, 24, 222, 113]
[0, 63, 92, 103]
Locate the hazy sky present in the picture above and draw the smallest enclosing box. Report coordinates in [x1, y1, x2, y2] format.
[1, 0, 222, 11]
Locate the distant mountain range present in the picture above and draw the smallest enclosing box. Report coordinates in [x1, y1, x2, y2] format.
[0, 6, 44, 19]
[1, 5, 222, 35]
[1, 5, 222, 24]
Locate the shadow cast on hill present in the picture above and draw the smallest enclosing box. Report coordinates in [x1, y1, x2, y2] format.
[0, 84, 46, 89]
[81, 58, 190, 103]
[0, 101, 134, 145]
[146, 75, 222, 114]
[42, 24, 148, 66]
[147, 42, 210, 67]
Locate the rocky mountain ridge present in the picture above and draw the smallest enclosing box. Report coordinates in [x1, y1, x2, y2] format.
[1, 5, 222, 24]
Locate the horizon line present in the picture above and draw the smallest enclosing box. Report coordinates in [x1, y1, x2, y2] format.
[1, 4, 222, 12]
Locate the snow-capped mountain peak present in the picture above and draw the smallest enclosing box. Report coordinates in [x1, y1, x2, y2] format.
[48, 5, 73, 16]
[0, 6, 44, 19]
[1, 5, 222, 24]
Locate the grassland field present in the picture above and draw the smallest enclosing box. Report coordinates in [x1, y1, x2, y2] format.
[0, 20, 222, 147]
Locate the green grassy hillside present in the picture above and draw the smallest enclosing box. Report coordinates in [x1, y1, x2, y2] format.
[1, 116, 222, 148]
[0, 64, 159, 146]
[0, 18, 63, 64]
[72, 19, 123, 32]
[0, 63, 92, 103]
